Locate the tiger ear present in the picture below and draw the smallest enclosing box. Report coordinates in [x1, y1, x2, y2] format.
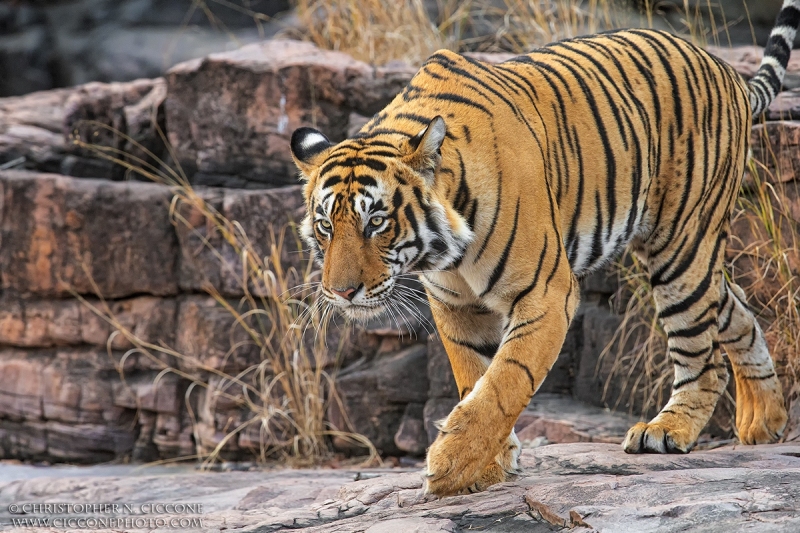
[404, 116, 446, 185]
[290, 127, 334, 178]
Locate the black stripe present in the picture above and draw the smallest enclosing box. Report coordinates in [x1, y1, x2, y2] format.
[673, 361, 718, 390]
[505, 358, 536, 394]
[505, 314, 545, 337]
[744, 372, 776, 381]
[657, 240, 723, 319]
[667, 318, 716, 339]
[436, 93, 493, 116]
[445, 335, 499, 359]
[510, 234, 548, 314]
[481, 199, 520, 297]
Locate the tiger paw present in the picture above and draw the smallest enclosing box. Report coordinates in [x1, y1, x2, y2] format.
[423, 407, 505, 496]
[461, 430, 524, 493]
[496, 429, 522, 475]
[622, 421, 695, 454]
[735, 375, 787, 445]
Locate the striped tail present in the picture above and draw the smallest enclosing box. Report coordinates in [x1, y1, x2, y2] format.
[749, 0, 800, 115]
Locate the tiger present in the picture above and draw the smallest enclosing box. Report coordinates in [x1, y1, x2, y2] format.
[289, 0, 800, 496]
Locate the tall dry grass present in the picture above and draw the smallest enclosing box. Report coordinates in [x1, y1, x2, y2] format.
[286, 0, 470, 65]
[69, 121, 377, 466]
[286, 0, 740, 64]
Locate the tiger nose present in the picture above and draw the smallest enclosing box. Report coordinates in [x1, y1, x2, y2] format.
[331, 286, 358, 301]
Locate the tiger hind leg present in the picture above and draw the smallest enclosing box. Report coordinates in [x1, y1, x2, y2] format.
[623, 233, 729, 454]
[719, 279, 787, 444]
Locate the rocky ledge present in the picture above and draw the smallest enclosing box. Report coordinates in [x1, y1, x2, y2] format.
[1, 442, 798, 532]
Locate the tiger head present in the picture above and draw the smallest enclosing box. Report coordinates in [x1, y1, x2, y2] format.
[289, 116, 474, 320]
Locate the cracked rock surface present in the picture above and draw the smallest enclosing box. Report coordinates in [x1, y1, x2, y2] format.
[1, 442, 799, 532]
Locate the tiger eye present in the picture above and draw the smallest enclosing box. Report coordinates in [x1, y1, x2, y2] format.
[370, 216, 384, 227]
[317, 220, 331, 231]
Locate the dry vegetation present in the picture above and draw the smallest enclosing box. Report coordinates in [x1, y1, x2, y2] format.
[71, 123, 377, 466]
[287, 0, 635, 64]
[285, 0, 745, 65]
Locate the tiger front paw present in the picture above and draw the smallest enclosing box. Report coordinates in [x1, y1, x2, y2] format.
[423, 406, 508, 496]
[465, 430, 523, 494]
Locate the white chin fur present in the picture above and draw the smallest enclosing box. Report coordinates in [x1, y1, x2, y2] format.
[338, 303, 386, 321]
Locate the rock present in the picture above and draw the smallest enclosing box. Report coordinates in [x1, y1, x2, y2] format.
[573, 301, 623, 407]
[750, 120, 800, 181]
[0, 26, 54, 97]
[219, 185, 307, 295]
[0, 344, 147, 462]
[0, 297, 82, 347]
[174, 188, 225, 292]
[329, 344, 428, 455]
[41, 349, 124, 424]
[0, 437, 798, 530]
[0, 78, 169, 178]
[766, 88, 800, 120]
[0, 419, 48, 460]
[423, 397, 458, 445]
[0, 294, 176, 350]
[63, 78, 167, 180]
[165, 40, 416, 187]
[0, 170, 179, 298]
[0, 0, 292, 96]
[43, 421, 136, 463]
[79, 296, 177, 352]
[174, 185, 307, 296]
[708, 46, 800, 89]
[514, 393, 638, 445]
[426, 335, 458, 400]
[152, 411, 195, 459]
[364, 518, 457, 532]
[111, 373, 184, 415]
[0, 88, 73, 172]
[393, 403, 427, 456]
[0, 348, 47, 421]
[174, 296, 260, 375]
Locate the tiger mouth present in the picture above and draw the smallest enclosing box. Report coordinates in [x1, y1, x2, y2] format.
[336, 302, 386, 321]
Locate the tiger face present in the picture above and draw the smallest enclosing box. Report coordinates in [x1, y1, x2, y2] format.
[290, 117, 473, 320]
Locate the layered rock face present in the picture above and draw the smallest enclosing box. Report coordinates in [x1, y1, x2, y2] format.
[0, 39, 798, 463]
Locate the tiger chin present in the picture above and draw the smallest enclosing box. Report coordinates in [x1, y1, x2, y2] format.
[290, 1, 798, 498]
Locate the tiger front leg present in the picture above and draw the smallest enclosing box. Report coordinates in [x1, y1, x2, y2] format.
[424, 301, 523, 495]
[424, 273, 578, 496]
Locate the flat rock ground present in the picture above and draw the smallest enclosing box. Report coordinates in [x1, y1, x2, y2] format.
[0, 441, 798, 533]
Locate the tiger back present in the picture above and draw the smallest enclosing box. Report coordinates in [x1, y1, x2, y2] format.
[290, 0, 800, 496]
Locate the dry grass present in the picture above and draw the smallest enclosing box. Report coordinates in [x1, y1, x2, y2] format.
[69, 121, 377, 466]
[598, 255, 670, 418]
[285, 0, 742, 64]
[465, 0, 632, 53]
[285, 0, 470, 65]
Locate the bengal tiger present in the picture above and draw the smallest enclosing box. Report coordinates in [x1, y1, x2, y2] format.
[290, 0, 800, 496]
